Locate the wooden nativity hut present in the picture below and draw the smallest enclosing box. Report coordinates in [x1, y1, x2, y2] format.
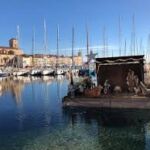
[96, 55, 145, 93]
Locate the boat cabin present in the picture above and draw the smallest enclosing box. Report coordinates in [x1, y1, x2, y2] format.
[96, 55, 144, 92]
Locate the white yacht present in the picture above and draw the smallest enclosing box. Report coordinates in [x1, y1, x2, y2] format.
[72, 69, 79, 75]
[0, 69, 9, 77]
[30, 69, 42, 76]
[13, 69, 29, 76]
[55, 68, 65, 75]
[41, 68, 54, 76]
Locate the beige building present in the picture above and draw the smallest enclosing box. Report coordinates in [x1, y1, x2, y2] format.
[22, 54, 83, 67]
[0, 38, 83, 67]
[0, 38, 23, 66]
[0, 38, 23, 55]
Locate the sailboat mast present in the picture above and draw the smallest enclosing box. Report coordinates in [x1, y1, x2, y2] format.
[44, 19, 48, 66]
[103, 26, 106, 57]
[32, 28, 35, 67]
[146, 34, 150, 63]
[124, 39, 127, 56]
[44, 19, 47, 53]
[140, 38, 143, 55]
[118, 16, 122, 56]
[72, 27, 74, 68]
[56, 25, 59, 68]
[17, 25, 20, 48]
[131, 14, 136, 55]
[148, 35, 150, 63]
[86, 26, 89, 63]
[136, 38, 139, 55]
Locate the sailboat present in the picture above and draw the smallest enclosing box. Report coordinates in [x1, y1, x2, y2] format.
[71, 27, 79, 78]
[42, 68, 54, 75]
[12, 26, 29, 76]
[54, 25, 65, 75]
[30, 28, 42, 76]
[12, 56, 29, 76]
[79, 26, 90, 77]
[13, 69, 29, 76]
[41, 20, 54, 76]
[30, 69, 41, 76]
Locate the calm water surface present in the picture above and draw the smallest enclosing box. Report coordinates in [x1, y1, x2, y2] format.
[0, 76, 150, 150]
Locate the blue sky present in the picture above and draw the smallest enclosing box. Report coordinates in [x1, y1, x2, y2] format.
[0, 0, 150, 57]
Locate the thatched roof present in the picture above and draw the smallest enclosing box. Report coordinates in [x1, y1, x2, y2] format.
[96, 55, 144, 66]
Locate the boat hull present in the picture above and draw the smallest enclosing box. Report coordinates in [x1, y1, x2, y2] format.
[30, 70, 42, 76]
[41, 69, 55, 76]
[0, 70, 9, 77]
[13, 71, 29, 76]
[0, 73, 8, 77]
[54, 69, 66, 75]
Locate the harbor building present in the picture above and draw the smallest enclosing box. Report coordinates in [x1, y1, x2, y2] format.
[0, 38, 23, 66]
[0, 38, 83, 67]
[0, 38, 23, 55]
[22, 53, 83, 68]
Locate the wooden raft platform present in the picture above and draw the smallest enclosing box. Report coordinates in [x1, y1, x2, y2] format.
[63, 95, 150, 109]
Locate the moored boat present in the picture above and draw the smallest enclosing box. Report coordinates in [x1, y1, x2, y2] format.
[13, 69, 29, 76]
[55, 68, 66, 75]
[0, 69, 9, 77]
[30, 69, 42, 76]
[41, 68, 54, 76]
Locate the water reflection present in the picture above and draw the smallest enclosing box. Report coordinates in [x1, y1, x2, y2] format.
[0, 76, 55, 105]
[0, 77, 24, 104]
[0, 76, 69, 131]
[0, 77, 150, 149]
[42, 76, 54, 85]
[42, 82, 51, 126]
[63, 108, 150, 150]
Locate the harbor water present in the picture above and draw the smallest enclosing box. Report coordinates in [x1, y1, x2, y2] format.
[0, 76, 150, 150]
